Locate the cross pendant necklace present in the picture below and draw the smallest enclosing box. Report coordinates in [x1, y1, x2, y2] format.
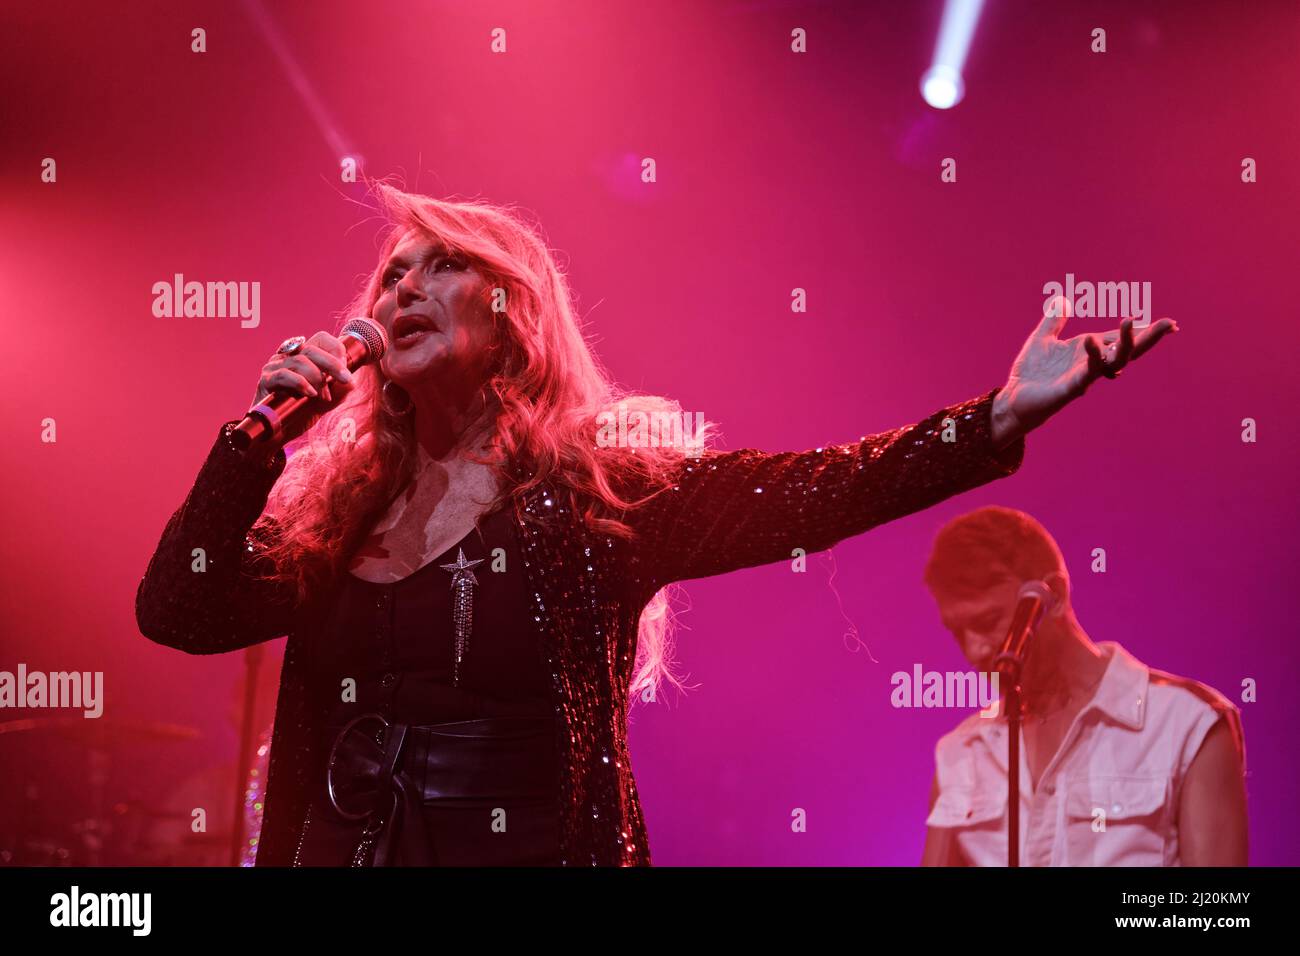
[440, 547, 485, 687]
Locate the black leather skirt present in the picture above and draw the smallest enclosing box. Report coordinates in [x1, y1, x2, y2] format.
[292, 714, 561, 866]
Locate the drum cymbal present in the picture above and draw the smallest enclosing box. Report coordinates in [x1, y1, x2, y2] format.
[0, 716, 199, 744]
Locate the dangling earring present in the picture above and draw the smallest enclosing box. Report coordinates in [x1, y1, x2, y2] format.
[381, 380, 414, 416]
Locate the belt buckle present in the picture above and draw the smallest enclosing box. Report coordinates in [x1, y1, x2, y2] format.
[326, 712, 391, 822]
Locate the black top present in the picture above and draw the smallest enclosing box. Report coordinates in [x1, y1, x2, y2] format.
[313, 504, 551, 727]
[294, 503, 562, 865]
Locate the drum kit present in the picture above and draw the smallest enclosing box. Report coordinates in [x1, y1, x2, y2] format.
[0, 715, 267, 867]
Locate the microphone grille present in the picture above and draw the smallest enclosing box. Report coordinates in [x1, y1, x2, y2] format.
[340, 316, 388, 361]
[1017, 579, 1053, 605]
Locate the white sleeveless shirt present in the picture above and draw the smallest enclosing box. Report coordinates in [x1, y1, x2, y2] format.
[927, 641, 1244, 866]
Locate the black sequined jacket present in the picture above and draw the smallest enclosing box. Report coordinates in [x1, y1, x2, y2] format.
[135, 386, 1025, 866]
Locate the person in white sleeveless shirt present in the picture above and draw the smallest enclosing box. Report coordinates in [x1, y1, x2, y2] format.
[919, 507, 1247, 866]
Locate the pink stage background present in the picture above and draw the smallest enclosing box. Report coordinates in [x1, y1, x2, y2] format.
[2, 0, 1296, 865]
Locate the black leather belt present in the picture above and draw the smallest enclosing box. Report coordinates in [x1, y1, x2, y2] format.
[325, 713, 555, 866]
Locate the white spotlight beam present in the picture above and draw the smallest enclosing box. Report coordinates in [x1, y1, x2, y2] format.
[921, 0, 986, 110]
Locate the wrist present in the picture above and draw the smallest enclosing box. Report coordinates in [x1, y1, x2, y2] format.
[990, 388, 1022, 450]
[221, 422, 285, 471]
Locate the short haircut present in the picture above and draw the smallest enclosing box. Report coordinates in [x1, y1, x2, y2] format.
[923, 506, 1067, 599]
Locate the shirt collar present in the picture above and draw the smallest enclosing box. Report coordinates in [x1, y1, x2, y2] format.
[970, 640, 1149, 748]
[1085, 641, 1149, 730]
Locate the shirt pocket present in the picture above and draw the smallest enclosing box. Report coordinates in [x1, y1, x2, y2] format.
[926, 787, 1005, 829]
[1063, 775, 1169, 866]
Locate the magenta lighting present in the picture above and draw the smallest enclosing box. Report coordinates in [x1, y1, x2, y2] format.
[920, 0, 986, 109]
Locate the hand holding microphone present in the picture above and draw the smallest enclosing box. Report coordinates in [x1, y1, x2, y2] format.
[230, 317, 389, 452]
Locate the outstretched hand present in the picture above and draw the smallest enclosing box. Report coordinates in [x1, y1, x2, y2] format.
[990, 295, 1179, 448]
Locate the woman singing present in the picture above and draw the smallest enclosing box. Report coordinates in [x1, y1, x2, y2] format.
[135, 184, 1176, 867]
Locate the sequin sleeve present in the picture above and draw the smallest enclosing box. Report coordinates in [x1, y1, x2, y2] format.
[135, 421, 298, 655]
[627, 387, 1025, 590]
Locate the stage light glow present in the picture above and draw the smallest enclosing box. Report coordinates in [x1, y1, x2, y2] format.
[921, 65, 964, 110]
[920, 0, 986, 110]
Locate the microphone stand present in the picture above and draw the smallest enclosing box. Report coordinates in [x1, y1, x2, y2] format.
[229, 643, 264, 867]
[992, 652, 1024, 868]
[992, 581, 1051, 868]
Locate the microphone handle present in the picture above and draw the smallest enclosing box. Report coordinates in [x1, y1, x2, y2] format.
[994, 594, 1046, 677]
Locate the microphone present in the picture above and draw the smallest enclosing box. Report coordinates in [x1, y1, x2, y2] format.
[992, 580, 1053, 679]
[991, 579, 1054, 869]
[228, 317, 389, 452]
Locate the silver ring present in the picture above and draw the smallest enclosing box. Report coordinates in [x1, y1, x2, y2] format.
[276, 335, 306, 356]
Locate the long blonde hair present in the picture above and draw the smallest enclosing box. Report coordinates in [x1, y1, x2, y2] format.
[256, 180, 714, 703]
